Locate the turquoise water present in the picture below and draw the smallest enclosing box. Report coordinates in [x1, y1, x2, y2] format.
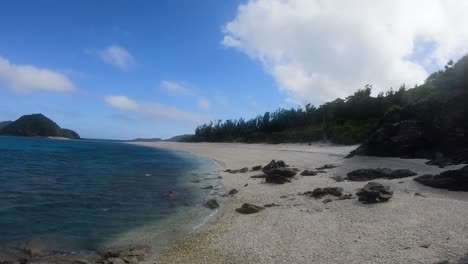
[0, 136, 220, 259]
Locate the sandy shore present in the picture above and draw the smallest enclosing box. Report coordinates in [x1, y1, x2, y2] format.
[131, 142, 468, 264]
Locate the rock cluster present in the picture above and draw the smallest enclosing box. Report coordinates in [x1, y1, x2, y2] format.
[356, 182, 393, 204]
[96, 248, 147, 264]
[413, 165, 468, 191]
[304, 187, 344, 198]
[346, 168, 417, 181]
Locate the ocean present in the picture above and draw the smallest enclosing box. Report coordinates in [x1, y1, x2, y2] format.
[0, 136, 221, 261]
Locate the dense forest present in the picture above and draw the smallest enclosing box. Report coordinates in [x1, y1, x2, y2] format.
[183, 55, 467, 145]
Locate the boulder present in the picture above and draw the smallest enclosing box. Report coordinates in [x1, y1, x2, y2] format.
[235, 203, 264, 214]
[263, 167, 297, 178]
[346, 168, 417, 181]
[356, 182, 393, 204]
[262, 160, 287, 172]
[204, 199, 219, 209]
[413, 165, 468, 191]
[300, 170, 318, 176]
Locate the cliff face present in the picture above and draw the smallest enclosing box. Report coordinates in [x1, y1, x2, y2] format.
[0, 114, 80, 139]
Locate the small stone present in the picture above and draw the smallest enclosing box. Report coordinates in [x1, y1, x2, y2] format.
[322, 198, 333, 204]
[264, 203, 278, 207]
[420, 243, 431, 248]
[228, 189, 238, 195]
[244, 183, 248, 187]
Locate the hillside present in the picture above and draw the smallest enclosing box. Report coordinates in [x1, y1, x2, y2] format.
[0, 114, 80, 139]
[183, 55, 467, 148]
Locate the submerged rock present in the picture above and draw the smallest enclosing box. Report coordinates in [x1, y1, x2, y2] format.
[413, 165, 468, 191]
[235, 203, 264, 214]
[204, 199, 219, 209]
[356, 182, 393, 204]
[200, 185, 214, 190]
[346, 168, 417, 181]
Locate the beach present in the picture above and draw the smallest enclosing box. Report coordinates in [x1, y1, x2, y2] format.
[131, 142, 468, 264]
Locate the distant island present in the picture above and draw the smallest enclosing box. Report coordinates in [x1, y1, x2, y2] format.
[0, 113, 80, 139]
[131, 134, 193, 142]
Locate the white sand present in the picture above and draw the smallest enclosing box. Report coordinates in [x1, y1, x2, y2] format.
[131, 142, 468, 264]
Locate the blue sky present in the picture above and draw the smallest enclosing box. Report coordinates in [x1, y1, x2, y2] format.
[0, 0, 467, 139]
[0, 0, 283, 139]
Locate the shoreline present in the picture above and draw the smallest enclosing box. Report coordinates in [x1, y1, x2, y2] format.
[131, 142, 468, 264]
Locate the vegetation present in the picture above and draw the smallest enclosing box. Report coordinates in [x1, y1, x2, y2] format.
[183, 55, 468, 145]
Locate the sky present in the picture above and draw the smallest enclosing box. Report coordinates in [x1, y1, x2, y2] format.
[1, 0, 467, 140]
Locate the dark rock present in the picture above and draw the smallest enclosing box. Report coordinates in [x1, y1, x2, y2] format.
[201, 185, 213, 190]
[244, 183, 248, 187]
[238, 167, 249, 173]
[300, 170, 318, 176]
[316, 164, 339, 170]
[337, 194, 354, 200]
[420, 243, 431, 249]
[204, 199, 219, 209]
[235, 203, 264, 214]
[228, 189, 238, 195]
[304, 187, 343, 198]
[346, 168, 417, 181]
[413, 165, 468, 191]
[265, 175, 291, 184]
[250, 174, 267, 179]
[100, 248, 147, 264]
[224, 169, 232, 173]
[263, 167, 297, 178]
[251, 165, 262, 171]
[262, 160, 287, 172]
[315, 170, 327, 173]
[263, 203, 279, 207]
[331, 176, 345, 182]
[356, 182, 393, 204]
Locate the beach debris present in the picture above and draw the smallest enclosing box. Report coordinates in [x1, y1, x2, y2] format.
[300, 170, 318, 176]
[228, 189, 238, 195]
[201, 185, 213, 190]
[251, 165, 262, 171]
[316, 164, 339, 170]
[235, 203, 264, 214]
[413, 165, 468, 191]
[346, 168, 417, 181]
[238, 167, 249, 173]
[204, 199, 220, 209]
[303, 187, 344, 198]
[356, 182, 393, 204]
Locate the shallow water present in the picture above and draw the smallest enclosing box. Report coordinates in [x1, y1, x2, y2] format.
[0, 136, 220, 260]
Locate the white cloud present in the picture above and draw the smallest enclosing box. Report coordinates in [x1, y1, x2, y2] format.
[223, 0, 468, 105]
[104, 95, 139, 111]
[104, 95, 207, 123]
[160, 80, 192, 96]
[197, 97, 211, 110]
[0, 56, 75, 93]
[98, 45, 134, 70]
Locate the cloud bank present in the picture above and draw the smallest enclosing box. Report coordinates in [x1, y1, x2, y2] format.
[0, 56, 75, 93]
[223, 0, 468, 104]
[98, 45, 135, 70]
[104, 95, 207, 123]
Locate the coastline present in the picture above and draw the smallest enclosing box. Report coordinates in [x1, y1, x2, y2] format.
[130, 142, 468, 264]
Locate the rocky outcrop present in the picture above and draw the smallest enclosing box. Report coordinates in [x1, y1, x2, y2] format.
[261, 160, 297, 184]
[413, 165, 468, 191]
[346, 168, 417, 181]
[235, 203, 264, 214]
[348, 94, 468, 167]
[356, 182, 393, 204]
